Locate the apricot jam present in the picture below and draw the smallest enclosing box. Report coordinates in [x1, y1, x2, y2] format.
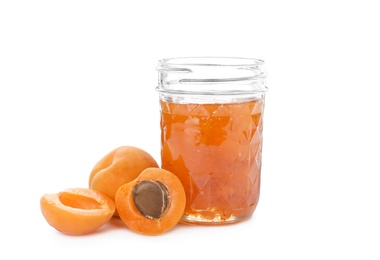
[156, 57, 267, 224]
[160, 99, 264, 223]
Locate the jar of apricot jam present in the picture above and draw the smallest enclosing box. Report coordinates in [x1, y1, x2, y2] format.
[156, 57, 267, 224]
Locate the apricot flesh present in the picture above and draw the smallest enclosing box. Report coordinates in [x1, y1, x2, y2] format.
[89, 146, 159, 215]
[115, 167, 186, 235]
[40, 188, 115, 235]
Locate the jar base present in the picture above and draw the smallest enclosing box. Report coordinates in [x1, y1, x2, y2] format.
[179, 213, 252, 226]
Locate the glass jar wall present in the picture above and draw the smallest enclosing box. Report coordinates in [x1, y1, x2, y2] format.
[156, 57, 267, 224]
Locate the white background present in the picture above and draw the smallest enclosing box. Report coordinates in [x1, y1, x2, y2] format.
[1, 0, 379, 259]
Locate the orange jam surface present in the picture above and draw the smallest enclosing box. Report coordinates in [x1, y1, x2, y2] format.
[160, 98, 264, 223]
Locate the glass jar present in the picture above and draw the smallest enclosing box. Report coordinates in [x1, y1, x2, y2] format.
[156, 57, 267, 225]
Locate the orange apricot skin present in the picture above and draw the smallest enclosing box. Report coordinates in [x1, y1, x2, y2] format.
[40, 188, 115, 236]
[89, 146, 159, 214]
[115, 168, 186, 236]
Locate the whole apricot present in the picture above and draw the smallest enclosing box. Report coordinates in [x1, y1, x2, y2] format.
[89, 146, 159, 215]
[40, 188, 115, 235]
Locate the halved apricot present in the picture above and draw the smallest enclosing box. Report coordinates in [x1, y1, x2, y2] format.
[89, 146, 159, 215]
[40, 188, 115, 235]
[115, 167, 186, 235]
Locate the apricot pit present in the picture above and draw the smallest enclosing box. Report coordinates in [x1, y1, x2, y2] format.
[132, 180, 170, 219]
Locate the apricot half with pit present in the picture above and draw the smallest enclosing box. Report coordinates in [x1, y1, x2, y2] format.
[115, 167, 186, 235]
[40, 188, 115, 235]
[89, 146, 159, 215]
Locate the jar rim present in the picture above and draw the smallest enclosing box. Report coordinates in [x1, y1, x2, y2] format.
[156, 57, 267, 98]
[158, 57, 265, 67]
